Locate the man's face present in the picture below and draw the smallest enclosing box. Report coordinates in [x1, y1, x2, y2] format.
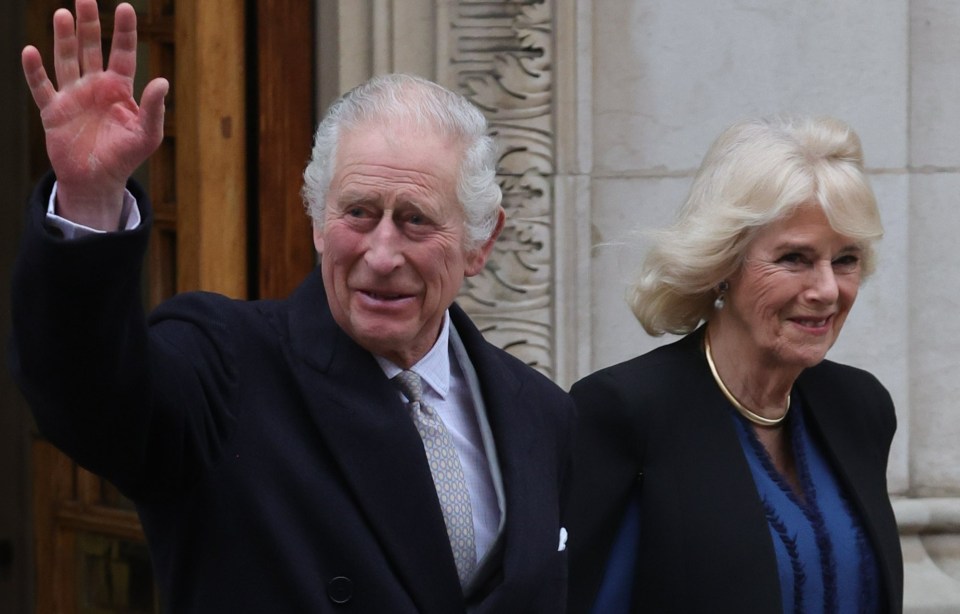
[314, 122, 498, 368]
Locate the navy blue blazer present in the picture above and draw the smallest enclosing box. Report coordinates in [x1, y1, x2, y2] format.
[566, 329, 903, 614]
[10, 174, 576, 613]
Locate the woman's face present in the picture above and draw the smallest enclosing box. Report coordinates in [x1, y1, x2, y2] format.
[721, 204, 863, 372]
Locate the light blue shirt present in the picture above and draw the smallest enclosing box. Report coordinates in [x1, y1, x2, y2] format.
[46, 183, 140, 238]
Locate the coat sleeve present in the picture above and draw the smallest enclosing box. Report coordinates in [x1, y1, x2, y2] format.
[9, 174, 241, 500]
[566, 367, 646, 613]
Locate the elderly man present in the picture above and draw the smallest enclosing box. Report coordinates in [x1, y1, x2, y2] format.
[11, 2, 574, 612]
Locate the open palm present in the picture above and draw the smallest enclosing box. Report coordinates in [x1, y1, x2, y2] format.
[22, 0, 167, 228]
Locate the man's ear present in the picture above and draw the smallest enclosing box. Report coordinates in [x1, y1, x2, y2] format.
[313, 223, 324, 256]
[464, 208, 506, 277]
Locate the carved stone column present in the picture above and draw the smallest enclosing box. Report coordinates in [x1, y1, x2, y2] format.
[439, 1, 558, 378]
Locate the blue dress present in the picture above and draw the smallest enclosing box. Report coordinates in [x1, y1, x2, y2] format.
[732, 398, 881, 614]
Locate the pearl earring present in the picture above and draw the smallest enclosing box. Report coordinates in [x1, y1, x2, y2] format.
[713, 281, 729, 310]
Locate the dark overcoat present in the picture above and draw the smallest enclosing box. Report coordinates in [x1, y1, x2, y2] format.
[566, 329, 903, 613]
[11, 174, 576, 613]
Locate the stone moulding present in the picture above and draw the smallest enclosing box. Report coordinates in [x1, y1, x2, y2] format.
[446, 0, 556, 378]
[894, 497, 960, 534]
[893, 497, 960, 607]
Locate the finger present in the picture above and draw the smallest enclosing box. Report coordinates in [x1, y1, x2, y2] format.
[106, 3, 138, 80]
[76, 0, 103, 73]
[21, 46, 57, 110]
[139, 77, 169, 145]
[52, 8, 80, 88]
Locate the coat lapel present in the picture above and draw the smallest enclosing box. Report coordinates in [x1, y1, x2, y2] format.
[796, 369, 902, 611]
[671, 333, 784, 609]
[275, 272, 464, 613]
[448, 306, 557, 608]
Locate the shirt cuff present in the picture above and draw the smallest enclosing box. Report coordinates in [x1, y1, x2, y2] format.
[45, 182, 142, 239]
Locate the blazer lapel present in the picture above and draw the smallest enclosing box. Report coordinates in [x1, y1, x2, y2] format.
[276, 273, 464, 613]
[796, 371, 902, 610]
[800, 382, 876, 504]
[676, 338, 784, 609]
[636, 331, 783, 610]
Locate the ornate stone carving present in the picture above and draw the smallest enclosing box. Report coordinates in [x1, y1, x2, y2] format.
[447, 0, 556, 377]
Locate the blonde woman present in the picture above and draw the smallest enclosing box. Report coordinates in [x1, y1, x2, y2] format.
[567, 117, 903, 614]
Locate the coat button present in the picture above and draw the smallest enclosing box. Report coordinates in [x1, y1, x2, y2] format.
[327, 576, 353, 604]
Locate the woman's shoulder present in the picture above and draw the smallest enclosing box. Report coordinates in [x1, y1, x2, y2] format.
[572, 332, 703, 394]
[799, 358, 896, 437]
[801, 358, 890, 400]
[568, 331, 709, 435]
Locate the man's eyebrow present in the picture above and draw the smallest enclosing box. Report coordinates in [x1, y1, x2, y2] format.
[336, 190, 378, 205]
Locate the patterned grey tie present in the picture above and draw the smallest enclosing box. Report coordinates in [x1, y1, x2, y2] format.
[393, 370, 477, 585]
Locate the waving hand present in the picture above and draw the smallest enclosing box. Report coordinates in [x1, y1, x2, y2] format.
[21, 0, 168, 230]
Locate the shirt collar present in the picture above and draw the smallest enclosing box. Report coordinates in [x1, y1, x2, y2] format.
[375, 311, 451, 400]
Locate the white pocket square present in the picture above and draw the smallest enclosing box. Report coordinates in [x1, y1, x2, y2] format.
[558, 527, 568, 552]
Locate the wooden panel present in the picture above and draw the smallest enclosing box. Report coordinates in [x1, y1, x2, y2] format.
[256, 0, 317, 299]
[33, 440, 76, 614]
[144, 3, 177, 309]
[33, 441, 150, 614]
[175, 0, 247, 297]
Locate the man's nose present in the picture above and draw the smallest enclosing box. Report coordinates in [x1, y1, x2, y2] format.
[363, 217, 404, 273]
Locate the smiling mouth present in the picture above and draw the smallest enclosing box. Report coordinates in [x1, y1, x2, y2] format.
[791, 316, 831, 328]
[361, 290, 410, 301]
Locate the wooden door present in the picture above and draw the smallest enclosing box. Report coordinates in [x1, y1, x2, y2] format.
[255, 0, 317, 298]
[27, 1, 314, 611]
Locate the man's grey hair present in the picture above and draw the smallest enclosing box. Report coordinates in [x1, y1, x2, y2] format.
[302, 73, 503, 249]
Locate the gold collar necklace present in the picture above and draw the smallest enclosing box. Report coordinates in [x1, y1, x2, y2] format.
[703, 333, 790, 427]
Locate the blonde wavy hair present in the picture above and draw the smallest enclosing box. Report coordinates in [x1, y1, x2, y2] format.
[629, 116, 884, 336]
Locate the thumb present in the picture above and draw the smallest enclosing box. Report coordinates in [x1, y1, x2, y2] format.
[139, 77, 169, 145]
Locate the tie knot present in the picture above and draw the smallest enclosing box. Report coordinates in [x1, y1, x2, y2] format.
[392, 370, 424, 404]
